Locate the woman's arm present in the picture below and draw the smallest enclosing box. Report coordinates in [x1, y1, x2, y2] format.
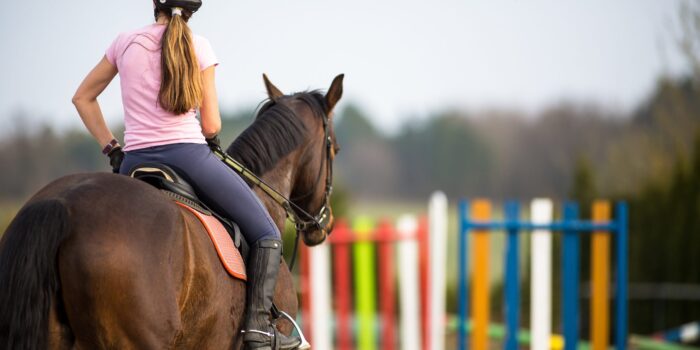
[200, 65, 221, 139]
[72, 56, 119, 148]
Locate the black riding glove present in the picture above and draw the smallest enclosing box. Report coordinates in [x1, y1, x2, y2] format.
[206, 135, 222, 152]
[107, 146, 125, 174]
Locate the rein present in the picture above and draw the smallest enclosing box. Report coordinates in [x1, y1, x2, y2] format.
[209, 112, 333, 270]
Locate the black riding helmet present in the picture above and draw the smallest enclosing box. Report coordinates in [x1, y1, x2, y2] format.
[153, 0, 202, 17]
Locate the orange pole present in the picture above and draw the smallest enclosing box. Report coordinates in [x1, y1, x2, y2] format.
[470, 200, 491, 350]
[591, 200, 611, 350]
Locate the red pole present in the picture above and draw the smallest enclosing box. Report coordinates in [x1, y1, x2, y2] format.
[331, 220, 353, 350]
[418, 216, 431, 350]
[300, 244, 313, 342]
[377, 219, 397, 350]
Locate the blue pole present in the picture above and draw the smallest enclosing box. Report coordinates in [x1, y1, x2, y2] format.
[458, 200, 470, 350]
[615, 202, 628, 350]
[458, 221, 617, 232]
[562, 202, 580, 350]
[504, 201, 520, 350]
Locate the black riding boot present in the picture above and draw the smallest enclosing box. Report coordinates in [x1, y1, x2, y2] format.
[242, 239, 302, 350]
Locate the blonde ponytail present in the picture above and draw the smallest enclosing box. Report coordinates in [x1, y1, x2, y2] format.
[159, 12, 203, 115]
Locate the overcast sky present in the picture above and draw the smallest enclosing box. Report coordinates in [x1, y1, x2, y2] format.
[0, 0, 688, 134]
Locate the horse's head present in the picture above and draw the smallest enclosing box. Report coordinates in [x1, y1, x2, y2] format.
[260, 74, 343, 246]
[227, 74, 343, 246]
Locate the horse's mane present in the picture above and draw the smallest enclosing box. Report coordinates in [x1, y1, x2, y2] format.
[226, 91, 328, 175]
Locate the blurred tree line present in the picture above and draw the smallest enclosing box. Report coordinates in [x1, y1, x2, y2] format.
[0, 109, 254, 202]
[334, 76, 699, 202]
[2, 80, 696, 203]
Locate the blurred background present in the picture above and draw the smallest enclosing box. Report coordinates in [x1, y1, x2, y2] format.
[1, 0, 699, 346]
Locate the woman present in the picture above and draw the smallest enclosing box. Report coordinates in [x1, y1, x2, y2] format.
[71, 1, 301, 349]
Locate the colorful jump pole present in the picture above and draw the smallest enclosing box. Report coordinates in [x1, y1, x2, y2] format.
[591, 201, 611, 350]
[354, 217, 377, 350]
[616, 202, 629, 350]
[376, 219, 397, 350]
[397, 215, 422, 350]
[457, 200, 469, 350]
[332, 220, 353, 350]
[470, 199, 491, 350]
[503, 201, 520, 350]
[429, 192, 448, 350]
[308, 242, 332, 350]
[562, 202, 580, 350]
[300, 237, 312, 341]
[417, 216, 430, 350]
[530, 199, 553, 350]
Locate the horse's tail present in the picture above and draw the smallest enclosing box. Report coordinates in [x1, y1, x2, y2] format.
[0, 199, 71, 350]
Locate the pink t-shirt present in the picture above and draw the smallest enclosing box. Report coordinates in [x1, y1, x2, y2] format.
[105, 23, 219, 151]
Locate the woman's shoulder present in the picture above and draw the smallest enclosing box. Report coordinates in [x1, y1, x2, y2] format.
[191, 33, 216, 54]
[106, 24, 165, 64]
[112, 24, 165, 43]
[191, 33, 218, 69]
[191, 32, 212, 46]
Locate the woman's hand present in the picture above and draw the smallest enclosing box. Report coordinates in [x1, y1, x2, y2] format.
[206, 134, 221, 152]
[72, 56, 119, 148]
[107, 146, 125, 173]
[199, 65, 221, 139]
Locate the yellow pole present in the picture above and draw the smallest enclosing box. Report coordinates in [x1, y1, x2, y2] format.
[591, 200, 611, 350]
[471, 200, 491, 350]
[354, 217, 377, 350]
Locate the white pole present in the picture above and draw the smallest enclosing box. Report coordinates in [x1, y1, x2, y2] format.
[309, 244, 333, 350]
[429, 192, 448, 350]
[530, 199, 553, 350]
[397, 215, 422, 350]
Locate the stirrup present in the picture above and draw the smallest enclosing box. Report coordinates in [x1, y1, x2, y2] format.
[275, 310, 311, 350]
[241, 323, 306, 350]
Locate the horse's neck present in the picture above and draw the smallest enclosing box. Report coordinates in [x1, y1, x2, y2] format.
[253, 155, 297, 234]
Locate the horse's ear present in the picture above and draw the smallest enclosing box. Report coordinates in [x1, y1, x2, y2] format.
[325, 74, 344, 113]
[263, 73, 284, 101]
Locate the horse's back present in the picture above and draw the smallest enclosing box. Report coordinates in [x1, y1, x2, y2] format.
[42, 173, 241, 348]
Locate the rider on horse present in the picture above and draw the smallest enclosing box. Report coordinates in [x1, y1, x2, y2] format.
[71, 1, 301, 348]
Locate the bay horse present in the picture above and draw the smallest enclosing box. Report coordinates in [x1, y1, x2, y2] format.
[0, 74, 343, 349]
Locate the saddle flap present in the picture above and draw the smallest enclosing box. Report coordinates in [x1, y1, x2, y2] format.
[177, 202, 247, 281]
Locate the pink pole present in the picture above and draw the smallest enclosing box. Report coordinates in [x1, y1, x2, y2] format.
[377, 219, 397, 350]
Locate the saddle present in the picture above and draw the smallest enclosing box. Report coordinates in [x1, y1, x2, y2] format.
[129, 163, 248, 280]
